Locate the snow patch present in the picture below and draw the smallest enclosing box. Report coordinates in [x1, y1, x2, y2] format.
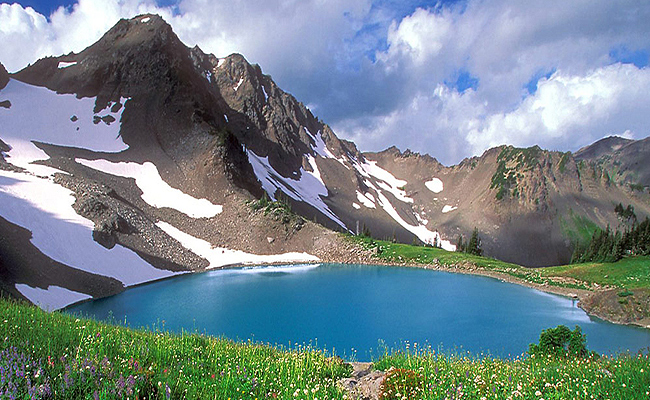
[415, 213, 428, 225]
[205, 71, 212, 83]
[75, 159, 223, 218]
[140, 17, 151, 23]
[57, 61, 77, 69]
[234, 77, 244, 91]
[352, 159, 412, 203]
[262, 85, 269, 102]
[246, 150, 347, 229]
[15, 284, 92, 311]
[224, 114, 229, 122]
[217, 58, 226, 68]
[356, 191, 376, 209]
[425, 178, 443, 193]
[156, 221, 319, 269]
[363, 179, 378, 191]
[442, 205, 457, 213]
[0, 169, 178, 286]
[353, 202, 361, 209]
[305, 128, 350, 168]
[376, 191, 455, 251]
[0, 80, 127, 176]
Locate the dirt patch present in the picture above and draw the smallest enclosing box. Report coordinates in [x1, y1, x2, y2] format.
[338, 362, 385, 400]
[579, 288, 650, 328]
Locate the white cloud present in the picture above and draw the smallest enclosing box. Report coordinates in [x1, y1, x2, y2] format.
[466, 63, 650, 154]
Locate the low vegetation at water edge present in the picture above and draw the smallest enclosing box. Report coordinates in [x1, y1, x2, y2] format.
[351, 235, 650, 293]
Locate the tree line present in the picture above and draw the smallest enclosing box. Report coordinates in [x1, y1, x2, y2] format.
[571, 216, 650, 263]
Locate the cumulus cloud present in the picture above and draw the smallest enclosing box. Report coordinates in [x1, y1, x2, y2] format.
[1, 0, 650, 165]
[337, 0, 650, 164]
[466, 64, 650, 154]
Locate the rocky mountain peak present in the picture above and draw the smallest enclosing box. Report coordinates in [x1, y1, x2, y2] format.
[209, 52, 340, 178]
[574, 136, 635, 161]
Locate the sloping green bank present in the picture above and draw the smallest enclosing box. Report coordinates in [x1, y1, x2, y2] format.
[0, 298, 349, 399]
[353, 236, 650, 292]
[2, 298, 649, 399]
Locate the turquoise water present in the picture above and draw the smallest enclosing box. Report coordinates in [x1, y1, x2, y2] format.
[67, 263, 650, 360]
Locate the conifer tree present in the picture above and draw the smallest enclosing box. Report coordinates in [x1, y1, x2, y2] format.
[467, 227, 483, 256]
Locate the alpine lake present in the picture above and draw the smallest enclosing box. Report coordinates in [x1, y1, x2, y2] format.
[67, 263, 650, 361]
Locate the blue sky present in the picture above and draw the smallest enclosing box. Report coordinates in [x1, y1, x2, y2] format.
[1, 0, 650, 165]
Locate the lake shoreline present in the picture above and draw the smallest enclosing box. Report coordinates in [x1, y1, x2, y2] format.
[206, 257, 650, 330]
[62, 247, 649, 330]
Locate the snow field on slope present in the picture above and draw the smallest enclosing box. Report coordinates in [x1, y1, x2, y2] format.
[14, 284, 92, 311]
[0, 170, 178, 287]
[352, 158, 413, 203]
[356, 191, 376, 208]
[57, 61, 78, 69]
[442, 205, 458, 213]
[425, 178, 444, 193]
[376, 191, 456, 251]
[246, 150, 347, 229]
[156, 221, 319, 268]
[76, 159, 223, 219]
[0, 81, 184, 309]
[349, 156, 455, 248]
[0, 79, 128, 176]
[306, 127, 348, 167]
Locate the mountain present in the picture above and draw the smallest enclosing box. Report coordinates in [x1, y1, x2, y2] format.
[575, 136, 650, 190]
[1, 15, 649, 309]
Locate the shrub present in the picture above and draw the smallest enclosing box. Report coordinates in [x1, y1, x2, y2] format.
[379, 368, 425, 400]
[529, 325, 588, 358]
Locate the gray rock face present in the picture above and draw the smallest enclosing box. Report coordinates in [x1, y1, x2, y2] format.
[0, 62, 8, 90]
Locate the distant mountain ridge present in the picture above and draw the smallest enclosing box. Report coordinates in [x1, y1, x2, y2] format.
[1, 14, 649, 309]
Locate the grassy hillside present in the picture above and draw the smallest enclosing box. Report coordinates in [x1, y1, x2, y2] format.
[542, 256, 650, 290]
[0, 298, 349, 399]
[352, 235, 650, 292]
[2, 298, 649, 399]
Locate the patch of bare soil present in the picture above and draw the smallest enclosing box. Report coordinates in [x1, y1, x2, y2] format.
[338, 362, 385, 400]
[579, 288, 650, 329]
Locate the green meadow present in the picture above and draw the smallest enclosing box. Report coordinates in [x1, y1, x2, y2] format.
[2, 296, 649, 399]
[352, 236, 650, 292]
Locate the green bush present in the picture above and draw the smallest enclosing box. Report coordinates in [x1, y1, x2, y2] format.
[529, 325, 588, 358]
[379, 368, 425, 400]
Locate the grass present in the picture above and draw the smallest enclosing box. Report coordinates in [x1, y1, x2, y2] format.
[351, 236, 590, 290]
[374, 347, 650, 400]
[0, 298, 350, 399]
[541, 256, 650, 290]
[559, 210, 600, 245]
[3, 298, 649, 399]
[350, 235, 650, 293]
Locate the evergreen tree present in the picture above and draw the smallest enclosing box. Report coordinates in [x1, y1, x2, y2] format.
[456, 235, 464, 253]
[467, 227, 483, 256]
